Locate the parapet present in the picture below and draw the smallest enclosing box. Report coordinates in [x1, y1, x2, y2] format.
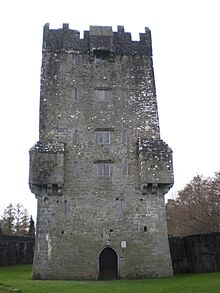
[42, 24, 152, 56]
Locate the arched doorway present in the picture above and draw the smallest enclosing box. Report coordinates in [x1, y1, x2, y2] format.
[99, 247, 118, 280]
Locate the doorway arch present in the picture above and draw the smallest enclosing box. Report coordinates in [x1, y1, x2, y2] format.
[99, 247, 118, 280]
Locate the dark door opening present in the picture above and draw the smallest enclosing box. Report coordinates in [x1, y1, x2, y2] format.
[99, 247, 118, 280]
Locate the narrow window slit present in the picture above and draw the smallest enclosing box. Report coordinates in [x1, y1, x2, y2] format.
[72, 129, 79, 145]
[122, 129, 128, 145]
[73, 161, 78, 177]
[74, 88, 78, 101]
[64, 200, 68, 214]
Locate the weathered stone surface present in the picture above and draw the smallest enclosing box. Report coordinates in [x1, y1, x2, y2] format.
[29, 141, 65, 196]
[0, 234, 34, 266]
[169, 233, 220, 274]
[29, 24, 174, 280]
[138, 139, 174, 195]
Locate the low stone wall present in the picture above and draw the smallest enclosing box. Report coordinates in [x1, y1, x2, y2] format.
[1, 232, 220, 275]
[0, 234, 34, 265]
[169, 232, 220, 274]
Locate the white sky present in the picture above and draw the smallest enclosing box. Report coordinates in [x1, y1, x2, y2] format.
[1, 0, 220, 220]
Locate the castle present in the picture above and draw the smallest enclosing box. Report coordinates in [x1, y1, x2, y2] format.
[29, 24, 174, 280]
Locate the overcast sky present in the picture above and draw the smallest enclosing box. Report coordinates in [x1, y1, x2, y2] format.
[1, 0, 220, 219]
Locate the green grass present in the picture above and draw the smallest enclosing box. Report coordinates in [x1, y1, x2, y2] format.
[0, 265, 220, 293]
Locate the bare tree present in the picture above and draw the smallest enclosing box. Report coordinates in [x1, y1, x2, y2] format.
[166, 173, 220, 236]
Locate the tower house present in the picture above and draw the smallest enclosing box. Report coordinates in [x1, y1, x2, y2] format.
[29, 24, 174, 279]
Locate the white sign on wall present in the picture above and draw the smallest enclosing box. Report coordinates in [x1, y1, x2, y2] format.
[121, 241, 127, 248]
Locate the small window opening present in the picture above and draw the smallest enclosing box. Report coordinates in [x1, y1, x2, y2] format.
[96, 131, 111, 145]
[72, 129, 79, 144]
[95, 89, 111, 102]
[116, 198, 119, 201]
[73, 161, 78, 177]
[64, 200, 67, 214]
[94, 49, 110, 64]
[74, 88, 78, 101]
[123, 161, 131, 176]
[73, 54, 81, 65]
[110, 229, 113, 233]
[61, 230, 64, 234]
[122, 129, 128, 145]
[96, 162, 112, 176]
[144, 226, 147, 232]
[47, 184, 52, 195]
[53, 184, 58, 195]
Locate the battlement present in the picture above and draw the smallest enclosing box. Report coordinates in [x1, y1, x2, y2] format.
[43, 24, 152, 56]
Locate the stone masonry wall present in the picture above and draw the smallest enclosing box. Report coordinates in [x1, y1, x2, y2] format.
[169, 233, 220, 274]
[0, 233, 34, 266]
[1, 232, 220, 276]
[30, 25, 174, 280]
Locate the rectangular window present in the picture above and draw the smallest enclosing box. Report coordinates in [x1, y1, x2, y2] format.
[123, 161, 131, 176]
[73, 55, 81, 65]
[96, 131, 111, 145]
[94, 49, 110, 64]
[122, 129, 128, 145]
[97, 163, 104, 176]
[104, 163, 111, 176]
[95, 89, 111, 102]
[96, 163, 112, 176]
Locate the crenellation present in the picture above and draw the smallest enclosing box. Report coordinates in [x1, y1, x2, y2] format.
[62, 23, 69, 30]
[117, 25, 125, 33]
[42, 24, 152, 56]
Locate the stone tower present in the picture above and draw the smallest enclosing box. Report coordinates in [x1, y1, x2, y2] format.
[29, 24, 174, 280]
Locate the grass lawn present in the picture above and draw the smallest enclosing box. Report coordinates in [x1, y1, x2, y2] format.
[0, 265, 220, 293]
